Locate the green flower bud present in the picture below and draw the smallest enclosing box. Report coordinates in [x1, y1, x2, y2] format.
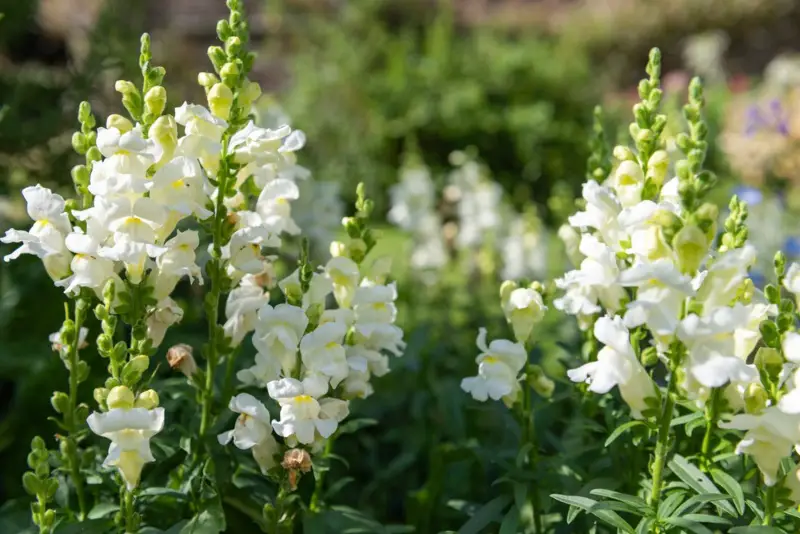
[198, 72, 219, 89]
[217, 19, 232, 41]
[207, 46, 227, 71]
[220, 62, 240, 87]
[22, 472, 40, 496]
[646, 150, 669, 185]
[207, 83, 233, 120]
[31, 436, 46, 452]
[640, 346, 659, 367]
[128, 354, 150, 372]
[225, 36, 242, 56]
[528, 365, 555, 399]
[744, 383, 769, 414]
[239, 79, 262, 108]
[50, 392, 69, 414]
[755, 346, 783, 379]
[93, 387, 109, 408]
[75, 403, 89, 423]
[104, 377, 120, 390]
[42, 510, 55, 528]
[107, 114, 133, 133]
[59, 437, 75, 457]
[71, 132, 87, 154]
[114, 80, 137, 96]
[672, 224, 708, 275]
[348, 238, 367, 264]
[149, 115, 178, 163]
[86, 146, 103, 165]
[71, 165, 90, 188]
[612, 145, 636, 162]
[144, 86, 167, 117]
[107, 385, 135, 410]
[76, 361, 90, 383]
[135, 389, 159, 409]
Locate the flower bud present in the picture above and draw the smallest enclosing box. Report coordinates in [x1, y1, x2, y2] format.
[613, 145, 636, 162]
[198, 72, 219, 89]
[86, 146, 102, 165]
[207, 46, 227, 71]
[114, 80, 137, 95]
[128, 355, 150, 373]
[107, 114, 133, 133]
[107, 385, 135, 410]
[646, 150, 669, 185]
[50, 392, 69, 414]
[499, 280, 518, 306]
[135, 389, 159, 409]
[167, 344, 197, 378]
[281, 448, 312, 491]
[144, 86, 167, 117]
[348, 238, 367, 263]
[527, 365, 555, 399]
[744, 383, 769, 414]
[672, 224, 708, 275]
[220, 62, 240, 87]
[330, 241, 347, 258]
[207, 83, 233, 120]
[640, 346, 659, 367]
[71, 132, 87, 154]
[756, 346, 783, 379]
[225, 36, 242, 56]
[93, 387, 109, 408]
[42, 510, 55, 528]
[149, 115, 178, 160]
[239, 80, 262, 108]
[70, 165, 90, 188]
[22, 472, 41, 496]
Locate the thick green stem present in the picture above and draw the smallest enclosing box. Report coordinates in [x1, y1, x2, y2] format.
[762, 484, 776, 525]
[521, 379, 542, 533]
[700, 388, 720, 471]
[310, 438, 335, 512]
[123, 489, 136, 533]
[66, 299, 88, 520]
[220, 346, 241, 411]
[649, 375, 677, 510]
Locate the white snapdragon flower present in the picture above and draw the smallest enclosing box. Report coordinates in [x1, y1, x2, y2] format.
[87, 404, 165, 490]
[720, 407, 800, 486]
[256, 179, 301, 235]
[502, 287, 546, 344]
[695, 244, 756, 312]
[1, 185, 73, 280]
[107, 197, 168, 245]
[325, 256, 360, 309]
[227, 226, 280, 274]
[610, 160, 645, 208]
[149, 156, 212, 222]
[619, 259, 693, 338]
[784, 263, 800, 296]
[353, 282, 398, 325]
[99, 234, 165, 284]
[567, 315, 656, 418]
[237, 351, 282, 389]
[218, 393, 279, 473]
[734, 294, 775, 360]
[461, 328, 527, 403]
[352, 323, 406, 356]
[300, 322, 349, 387]
[677, 304, 758, 389]
[554, 235, 626, 316]
[267, 378, 348, 445]
[568, 181, 624, 248]
[224, 278, 270, 345]
[50, 326, 89, 353]
[57, 228, 117, 294]
[558, 223, 583, 266]
[388, 166, 438, 232]
[252, 304, 308, 374]
[278, 269, 332, 310]
[146, 297, 184, 348]
[156, 230, 202, 284]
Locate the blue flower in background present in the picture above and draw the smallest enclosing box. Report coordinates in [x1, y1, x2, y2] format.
[732, 185, 763, 206]
[785, 236, 800, 258]
[745, 99, 790, 137]
[749, 270, 766, 288]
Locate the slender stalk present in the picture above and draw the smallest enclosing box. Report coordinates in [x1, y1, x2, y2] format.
[309, 438, 334, 512]
[220, 346, 242, 411]
[123, 489, 136, 533]
[65, 299, 88, 520]
[700, 387, 720, 471]
[199, 139, 231, 440]
[762, 484, 776, 526]
[522, 380, 543, 533]
[649, 373, 677, 510]
[223, 495, 270, 530]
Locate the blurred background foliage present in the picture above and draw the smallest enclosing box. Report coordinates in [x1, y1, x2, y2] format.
[3, 0, 800, 531]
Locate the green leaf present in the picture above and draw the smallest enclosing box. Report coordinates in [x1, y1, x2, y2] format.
[138, 487, 189, 501]
[590, 501, 644, 517]
[710, 468, 745, 516]
[588, 489, 648, 511]
[670, 412, 703, 427]
[681, 513, 731, 525]
[54, 520, 114, 533]
[729, 527, 785, 534]
[336, 418, 378, 436]
[325, 477, 354, 499]
[604, 420, 647, 447]
[180, 498, 226, 534]
[589, 509, 636, 534]
[673, 493, 732, 517]
[667, 454, 736, 516]
[635, 517, 654, 534]
[550, 494, 635, 533]
[87, 503, 119, 520]
[664, 517, 714, 534]
[456, 495, 511, 534]
[498, 507, 519, 534]
[657, 491, 686, 518]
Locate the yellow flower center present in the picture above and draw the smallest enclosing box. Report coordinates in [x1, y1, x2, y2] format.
[295, 395, 313, 404]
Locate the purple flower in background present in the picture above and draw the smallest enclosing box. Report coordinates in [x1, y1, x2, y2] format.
[733, 185, 763, 206]
[745, 100, 789, 137]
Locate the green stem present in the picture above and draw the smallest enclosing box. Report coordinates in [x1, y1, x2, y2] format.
[700, 388, 720, 472]
[649, 373, 677, 510]
[66, 299, 88, 520]
[123, 489, 136, 533]
[762, 484, 776, 525]
[220, 346, 242, 411]
[521, 377, 542, 533]
[309, 438, 334, 512]
[199, 138, 231, 441]
[223, 495, 270, 530]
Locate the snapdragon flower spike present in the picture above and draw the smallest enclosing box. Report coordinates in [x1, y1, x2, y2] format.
[267, 377, 349, 447]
